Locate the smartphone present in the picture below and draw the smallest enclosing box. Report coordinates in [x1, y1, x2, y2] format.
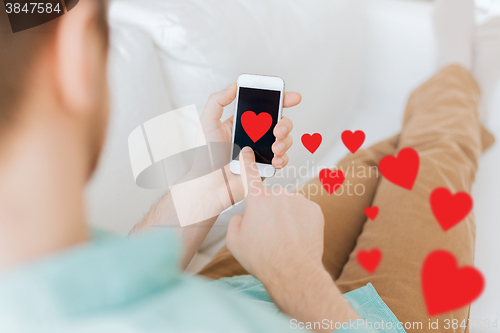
[230, 74, 285, 178]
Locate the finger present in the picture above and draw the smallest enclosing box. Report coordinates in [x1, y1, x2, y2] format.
[239, 147, 264, 196]
[272, 153, 289, 169]
[272, 135, 293, 156]
[283, 92, 302, 108]
[200, 83, 237, 123]
[274, 116, 293, 140]
[226, 214, 243, 252]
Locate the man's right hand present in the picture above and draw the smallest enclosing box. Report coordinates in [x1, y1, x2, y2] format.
[225, 147, 360, 332]
[226, 147, 326, 286]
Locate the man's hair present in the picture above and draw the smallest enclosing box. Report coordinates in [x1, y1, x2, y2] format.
[0, 1, 108, 130]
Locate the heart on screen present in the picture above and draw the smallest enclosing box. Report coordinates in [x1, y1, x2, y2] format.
[241, 111, 273, 143]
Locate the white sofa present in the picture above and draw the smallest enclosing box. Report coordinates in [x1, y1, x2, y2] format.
[86, 0, 500, 330]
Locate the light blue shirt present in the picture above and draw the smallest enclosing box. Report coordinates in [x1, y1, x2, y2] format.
[0, 230, 399, 333]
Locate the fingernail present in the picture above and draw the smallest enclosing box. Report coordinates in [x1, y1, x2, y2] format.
[242, 147, 252, 153]
[280, 126, 288, 137]
[276, 142, 286, 153]
[274, 157, 283, 166]
[225, 83, 234, 90]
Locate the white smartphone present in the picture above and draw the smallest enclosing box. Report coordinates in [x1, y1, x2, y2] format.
[230, 74, 285, 178]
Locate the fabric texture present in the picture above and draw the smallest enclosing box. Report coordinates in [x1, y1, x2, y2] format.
[213, 275, 406, 333]
[199, 65, 495, 333]
[343, 284, 407, 333]
[0, 230, 379, 332]
[0, 231, 295, 332]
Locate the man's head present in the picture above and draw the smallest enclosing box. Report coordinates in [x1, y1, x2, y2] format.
[0, 0, 109, 177]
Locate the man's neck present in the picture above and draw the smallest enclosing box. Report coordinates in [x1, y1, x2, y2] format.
[0, 118, 90, 271]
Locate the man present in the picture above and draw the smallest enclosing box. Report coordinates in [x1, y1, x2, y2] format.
[3, 0, 494, 332]
[0, 1, 369, 332]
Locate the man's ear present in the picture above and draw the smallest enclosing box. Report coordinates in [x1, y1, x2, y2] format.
[54, 0, 100, 116]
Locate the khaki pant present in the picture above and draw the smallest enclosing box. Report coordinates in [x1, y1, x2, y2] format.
[198, 65, 495, 333]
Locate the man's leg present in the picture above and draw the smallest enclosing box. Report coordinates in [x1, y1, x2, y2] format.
[198, 243, 247, 279]
[335, 65, 495, 333]
[298, 136, 398, 280]
[198, 136, 399, 280]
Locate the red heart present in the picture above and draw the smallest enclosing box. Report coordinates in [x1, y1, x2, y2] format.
[430, 188, 473, 232]
[379, 148, 419, 190]
[357, 249, 382, 274]
[301, 133, 322, 154]
[319, 169, 345, 195]
[341, 130, 365, 154]
[241, 111, 273, 143]
[422, 250, 484, 316]
[364, 206, 379, 221]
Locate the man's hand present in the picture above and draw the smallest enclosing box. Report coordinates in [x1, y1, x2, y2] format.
[200, 83, 301, 169]
[226, 147, 360, 332]
[225, 146, 325, 285]
[199, 83, 300, 206]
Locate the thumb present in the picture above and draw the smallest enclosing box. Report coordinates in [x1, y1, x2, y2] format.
[226, 214, 243, 253]
[200, 83, 237, 125]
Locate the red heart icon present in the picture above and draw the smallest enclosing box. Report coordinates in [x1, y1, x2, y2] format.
[422, 250, 484, 316]
[357, 249, 382, 274]
[319, 169, 345, 195]
[430, 188, 473, 232]
[364, 206, 379, 221]
[341, 130, 365, 154]
[301, 133, 322, 154]
[379, 148, 419, 190]
[241, 111, 273, 143]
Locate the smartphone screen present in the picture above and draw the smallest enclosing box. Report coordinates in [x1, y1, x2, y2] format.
[232, 87, 281, 164]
